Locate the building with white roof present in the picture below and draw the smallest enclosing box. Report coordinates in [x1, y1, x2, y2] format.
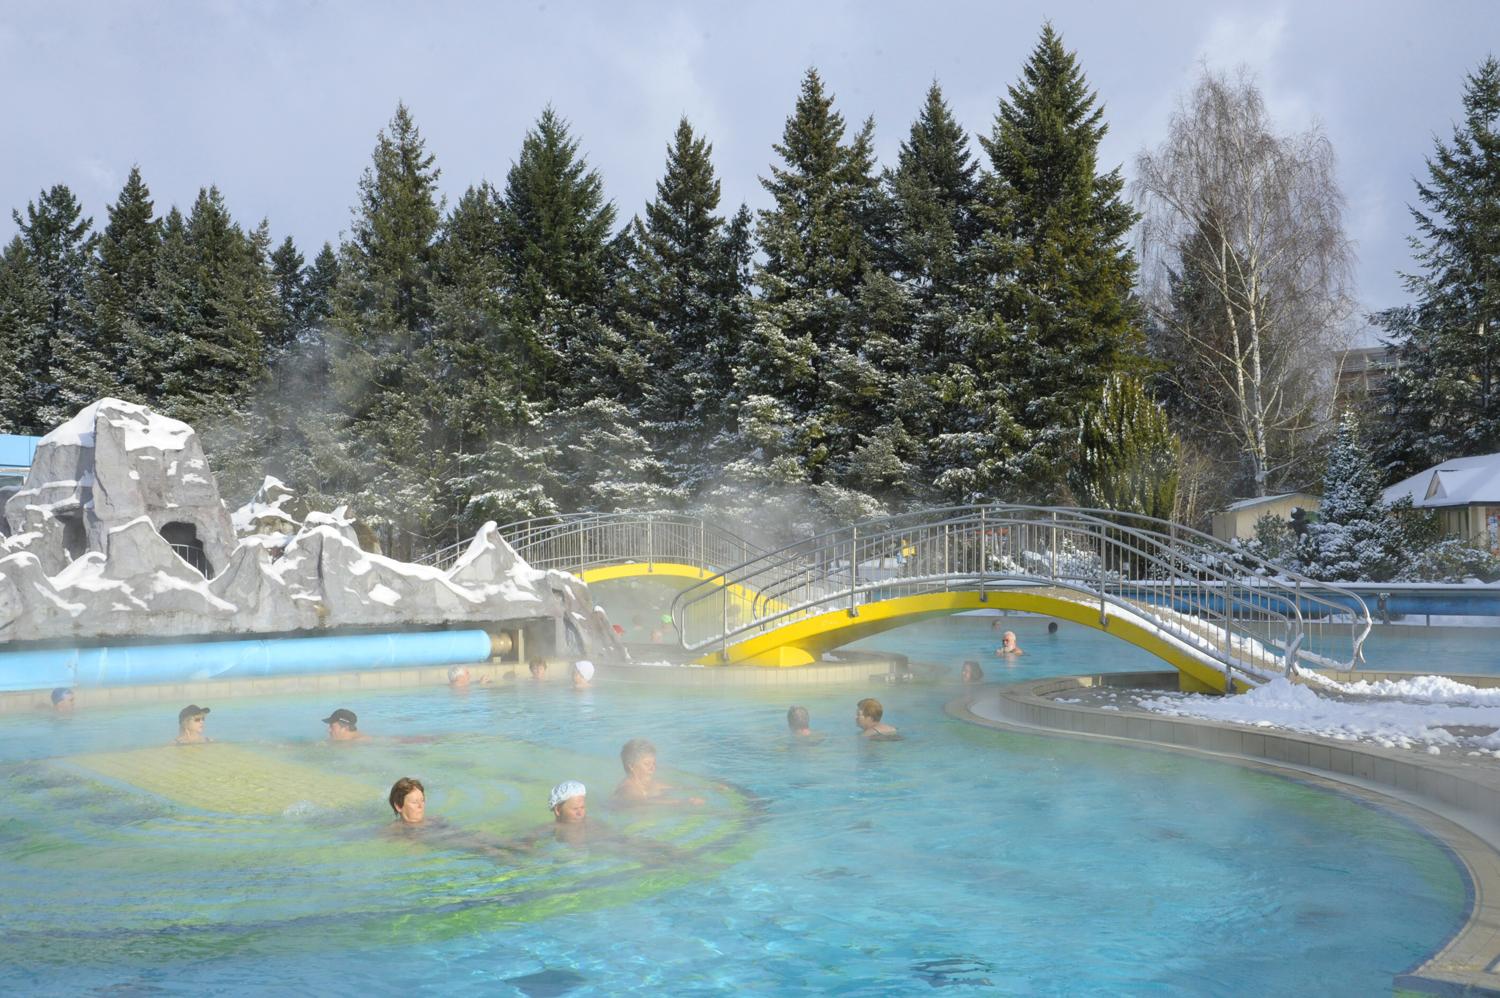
[1383, 452, 1500, 554]
[1210, 492, 1321, 541]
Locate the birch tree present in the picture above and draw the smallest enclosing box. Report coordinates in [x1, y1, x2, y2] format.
[1134, 69, 1353, 498]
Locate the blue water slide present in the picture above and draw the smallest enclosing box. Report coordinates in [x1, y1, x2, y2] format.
[0, 629, 495, 693]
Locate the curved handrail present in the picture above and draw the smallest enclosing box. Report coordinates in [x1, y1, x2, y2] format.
[415, 512, 765, 577]
[669, 504, 1371, 685]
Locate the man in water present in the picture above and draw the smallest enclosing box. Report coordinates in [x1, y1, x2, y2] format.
[855, 698, 899, 739]
[996, 631, 1024, 657]
[323, 707, 368, 742]
[50, 687, 75, 713]
[529, 658, 548, 681]
[612, 738, 704, 806]
[175, 704, 212, 744]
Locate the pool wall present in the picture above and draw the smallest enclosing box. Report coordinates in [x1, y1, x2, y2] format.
[952, 673, 1500, 996]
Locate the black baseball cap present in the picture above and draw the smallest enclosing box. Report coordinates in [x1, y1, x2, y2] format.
[322, 708, 357, 728]
[178, 704, 210, 722]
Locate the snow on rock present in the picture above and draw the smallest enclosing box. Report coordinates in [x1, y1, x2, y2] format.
[0, 399, 624, 660]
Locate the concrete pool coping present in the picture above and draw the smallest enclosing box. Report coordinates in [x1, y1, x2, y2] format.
[0, 654, 905, 713]
[947, 671, 1500, 997]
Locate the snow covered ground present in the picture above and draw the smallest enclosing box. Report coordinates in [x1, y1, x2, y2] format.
[1129, 674, 1500, 758]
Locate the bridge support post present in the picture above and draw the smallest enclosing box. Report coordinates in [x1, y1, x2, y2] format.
[848, 526, 859, 618]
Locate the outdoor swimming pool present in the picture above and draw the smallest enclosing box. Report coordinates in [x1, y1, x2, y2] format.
[0, 616, 1475, 995]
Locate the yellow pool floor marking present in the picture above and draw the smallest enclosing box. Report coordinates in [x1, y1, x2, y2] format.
[61, 743, 381, 815]
[697, 586, 1241, 692]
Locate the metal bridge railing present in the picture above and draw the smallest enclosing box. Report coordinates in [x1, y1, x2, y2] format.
[669, 505, 1372, 686]
[415, 512, 763, 579]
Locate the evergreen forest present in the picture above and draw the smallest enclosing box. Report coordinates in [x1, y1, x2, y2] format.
[1, 28, 1497, 572]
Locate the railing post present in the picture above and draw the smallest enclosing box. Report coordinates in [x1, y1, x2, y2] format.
[721, 579, 729, 662]
[578, 521, 586, 575]
[646, 514, 654, 573]
[699, 520, 706, 573]
[848, 526, 859, 617]
[1050, 512, 1058, 580]
[1098, 530, 1107, 626]
[979, 508, 987, 603]
[943, 524, 950, 590]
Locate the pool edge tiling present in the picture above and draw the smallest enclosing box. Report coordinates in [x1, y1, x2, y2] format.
[948, 672, 1500, 997]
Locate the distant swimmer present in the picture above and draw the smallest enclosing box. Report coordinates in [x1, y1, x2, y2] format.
[1048, 621, 1059, 636]
[995, 631, 1024, 657]
[322, 707, 369, 742]
[50, 687, 75, 713]
[572, 660, 595, 689]
[529, 658, 548, 681]
[856, 697, 900, 740]
[448, 665, 490, 688]
[175, 704, 213, 745]
[787, 705, 813, 737]
[612, 737, 704, 807]
[960, 660, 985, 683]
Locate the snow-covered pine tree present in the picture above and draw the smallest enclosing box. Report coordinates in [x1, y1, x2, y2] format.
[740, 69, 890, 518]
[880, 82, 988, 505]
[1305, 411, 1401, 581]
[615, 118, 751, 496]
[329, 103, 446, 559]
[89, 166, 161, 407]
[0, 237, 48, 432]
[498, 106, 618, 404]
[12, 185, 99, 429]
[1376, 57, 1500, 478]
[974, 25, 1142, 500]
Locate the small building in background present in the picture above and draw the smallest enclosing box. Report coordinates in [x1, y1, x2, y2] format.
[1383, 452, 1500, 555]
[1335, 345, 1394, 411]
[1211, 492, 1322, 541]
[0, 434, 39, 489]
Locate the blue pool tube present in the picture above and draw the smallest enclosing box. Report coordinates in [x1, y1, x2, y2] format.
[0, 629, 496, 693]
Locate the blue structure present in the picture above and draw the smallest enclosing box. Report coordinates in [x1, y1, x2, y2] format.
[0, 629, 496, 693]
[0, 433, 39, 487]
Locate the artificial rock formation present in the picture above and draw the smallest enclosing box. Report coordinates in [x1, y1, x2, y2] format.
[0, 399, 624, 660]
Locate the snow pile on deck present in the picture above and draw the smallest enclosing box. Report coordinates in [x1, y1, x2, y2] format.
[0, 399, 623, 657]
[1138, 675, 1500, 755]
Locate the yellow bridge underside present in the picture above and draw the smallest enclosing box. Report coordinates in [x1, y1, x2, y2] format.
[572, 564, 1231, 693]
[696, 589, 1233, 693]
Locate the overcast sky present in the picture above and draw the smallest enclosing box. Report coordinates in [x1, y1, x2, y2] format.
[1, 1, 1493, 323]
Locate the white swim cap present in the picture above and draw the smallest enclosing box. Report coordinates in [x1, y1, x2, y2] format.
[574, 660, 595, 680]
[548, 780, 586, 810]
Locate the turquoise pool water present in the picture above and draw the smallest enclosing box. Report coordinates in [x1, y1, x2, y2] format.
[0, 616, 1472, 995]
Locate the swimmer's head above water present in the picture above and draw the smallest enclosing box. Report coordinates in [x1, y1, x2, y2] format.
[549, 780, 587, 823]
[389, 776, 425, 824]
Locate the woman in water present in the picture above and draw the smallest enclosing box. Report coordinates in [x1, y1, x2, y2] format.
[612, 738, 704, 806]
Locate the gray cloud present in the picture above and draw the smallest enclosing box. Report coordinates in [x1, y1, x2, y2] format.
[0, 0, 1491, 317]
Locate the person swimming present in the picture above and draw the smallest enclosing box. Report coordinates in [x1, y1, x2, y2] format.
[389, 776, 426, 825]
[855, 697, 900, 739]
[995, 631, 1023, 657]
[787, 705, 813, 736]
[529, 657, 548, 681]
[612, 738, 704, 806]
[175, 704, 212, 745]
[960, 660, 985, 683]
[1047, 621, 1059, 635]
[50, 687, 74, 713]
[572, 660, 594, 689]
[322, 707, 368, 742]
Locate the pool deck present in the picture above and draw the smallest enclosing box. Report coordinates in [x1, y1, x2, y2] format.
[948, 671, 1500, 997]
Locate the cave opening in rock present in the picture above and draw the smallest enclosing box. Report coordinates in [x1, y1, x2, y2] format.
[160, 521, 213, 579]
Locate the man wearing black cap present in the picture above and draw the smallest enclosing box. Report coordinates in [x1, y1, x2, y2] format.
[175, 705, 212, 744]
[322, 708, 367, 742]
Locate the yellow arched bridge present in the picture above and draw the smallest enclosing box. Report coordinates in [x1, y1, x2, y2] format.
[426, 508, 1371, 694]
